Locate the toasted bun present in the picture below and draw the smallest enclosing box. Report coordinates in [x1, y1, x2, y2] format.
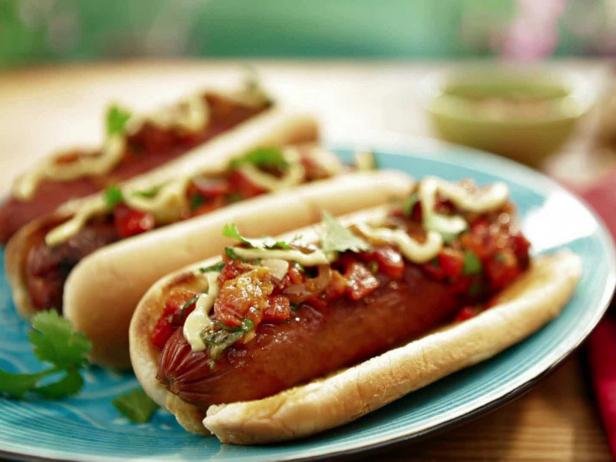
[130, 224, 581, 443]
[4, 110, 316, 321]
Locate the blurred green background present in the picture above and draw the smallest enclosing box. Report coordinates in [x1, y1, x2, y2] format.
[1, 0, 615, 67]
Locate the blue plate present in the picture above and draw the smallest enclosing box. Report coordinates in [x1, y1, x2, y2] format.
[1, 139, 614, 461]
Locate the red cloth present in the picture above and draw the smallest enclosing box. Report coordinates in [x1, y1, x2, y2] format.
[588, 317, 616, 456]
[579, 168, 616, 457]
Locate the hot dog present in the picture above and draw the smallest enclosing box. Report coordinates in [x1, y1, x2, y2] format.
[6, 111, 319, 320]
[0, 79, 273, 243]
[6, 112, 413, 368]
[129, 177, 581, 443]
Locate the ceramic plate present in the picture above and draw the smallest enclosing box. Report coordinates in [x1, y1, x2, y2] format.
[1, 138, 614, 461]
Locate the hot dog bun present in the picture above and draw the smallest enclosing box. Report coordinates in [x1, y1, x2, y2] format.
[129, 208, 581, 444]
[65, 171, 411, 368]
[6, 110, 318, 324]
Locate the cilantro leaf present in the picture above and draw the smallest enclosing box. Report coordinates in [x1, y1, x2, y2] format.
[112, 387, 159, 424]
[28, 311, 92, 369]
[223, 223, 291, 250]
[225, 247, 240, 260]
[230, 147, 288, 170]
[320, 212, 369, 254]
[178, 295, 200, 320]
[199, 262, 225, 273]
[0, 311, 92, 400]
[222, 223, 243, 241]
[106, 105, 132, 136]
[202, 319, 255, 359]
[463, 250, 483, 275]
[103, 185, 124, 209]
[34, 368, 83, 399]
[0, 370, 46, 399]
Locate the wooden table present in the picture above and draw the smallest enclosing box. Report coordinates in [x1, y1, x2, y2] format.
[0, 60, 613, 461]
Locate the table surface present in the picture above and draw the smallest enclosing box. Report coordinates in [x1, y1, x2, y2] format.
[0, 59, 614, 461]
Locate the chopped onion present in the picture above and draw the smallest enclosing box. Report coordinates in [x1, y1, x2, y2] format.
[261, 258, 289, 280]
[284, 264, 332, 303]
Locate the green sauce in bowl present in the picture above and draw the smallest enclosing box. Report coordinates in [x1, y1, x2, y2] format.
[426, 70, 593, 166]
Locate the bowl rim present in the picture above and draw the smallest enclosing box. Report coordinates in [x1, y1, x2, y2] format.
[421, 66, 596, 126]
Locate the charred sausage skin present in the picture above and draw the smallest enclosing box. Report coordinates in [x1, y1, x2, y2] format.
[157, 267, 459, 409]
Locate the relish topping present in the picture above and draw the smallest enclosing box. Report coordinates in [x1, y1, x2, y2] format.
[14, 135, 127, 201]
[152, 178, 530, 362]
[420, 177, 508, 239]
[141, 94, 210, 134]
[183, 272, 221, 351]
[13, 79, 270, 201]
[44, 145, 339, 246]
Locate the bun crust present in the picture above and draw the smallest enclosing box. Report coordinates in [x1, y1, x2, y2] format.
[129, 208, 581, 444]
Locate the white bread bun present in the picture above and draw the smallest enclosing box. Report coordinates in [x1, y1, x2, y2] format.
[129, 207, 581, 444]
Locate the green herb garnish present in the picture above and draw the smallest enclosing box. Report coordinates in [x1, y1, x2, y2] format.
[179, 295, 199, 316]
[190, 194, 205, 211]
[230, 147, 288, 170]
[240, 318, 254, 331]
[0, 311, 91, 400]
[202, 318, 254, 359]
[199, 262, 225, 273]
[104, 185, 124, 209]
[463, 250, 483, 275]
[223, 223, 291, 250]
[225, 247, 240, 260]
[112, 387, 159, 424]
[320, 212, 369, 254]
[105, 105, 132, 136]
[402, 192, 419, 217]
